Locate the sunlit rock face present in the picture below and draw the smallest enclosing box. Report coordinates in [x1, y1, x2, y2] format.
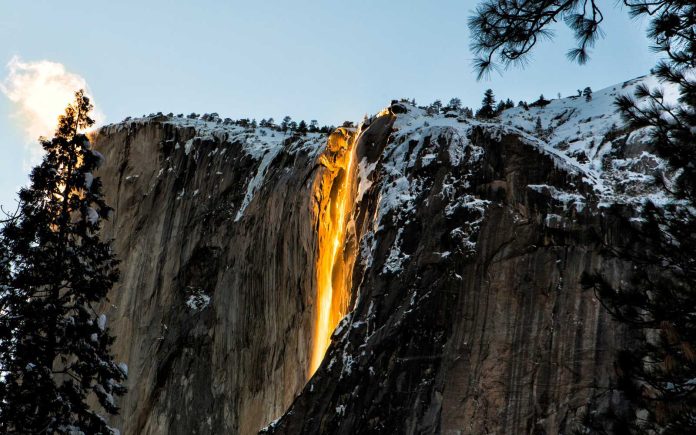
[95, 77, 669, 435]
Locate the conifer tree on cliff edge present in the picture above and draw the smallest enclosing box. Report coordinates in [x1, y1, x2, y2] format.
[0, 90, 126, 434]
[470, 1, 695, 433]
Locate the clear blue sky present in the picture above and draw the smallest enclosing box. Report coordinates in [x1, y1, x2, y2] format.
[0, 0, 658, 213]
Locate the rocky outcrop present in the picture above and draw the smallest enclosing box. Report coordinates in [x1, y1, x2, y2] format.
[95, 79, 664, 434]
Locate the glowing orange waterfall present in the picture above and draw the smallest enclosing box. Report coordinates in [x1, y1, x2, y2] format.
[310, 129, 357, 376]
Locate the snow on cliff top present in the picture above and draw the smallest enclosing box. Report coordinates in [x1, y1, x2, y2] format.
[500, 74, 679, 154]
[101, 74, 678, 222]
[505, 74, 678, 206]
[387, 74, 679, 207]
[102, 115, 326, 160]
[101, 114, 329, 221]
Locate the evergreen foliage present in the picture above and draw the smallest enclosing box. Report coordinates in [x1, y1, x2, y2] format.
[297, 120, 308, 135]
[495, 98, 515, 114]
[534, 116, 543, 135]
[470, 0, 608, 77]
[529, 94, 550, 108]
[448, 98, 462, 111]
[476, 89, 497, 119]
[281, 116, 292, 132]
[470, 0, 696, 432]
[582, 200, 696, 433]
[429, 100, 443, 115]
[0, 90, 126, 434]
[460, 107, 474, 118]
[495, 100, 507, 114]
[583, 86, 593, 101]
[198, 114, 333, 136]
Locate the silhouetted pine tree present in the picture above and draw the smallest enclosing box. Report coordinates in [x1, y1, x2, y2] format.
[583, 87, 593, 102]
[470, 0, 696, 432]
[448, 98, 462, 111]
[0, 90, 126, 434]
[428, 99, 443, 115]
[584, 58, 696, 433]
[534, 116, 543, 136]
[530, 94, 550, 108]
[309, 120, 319, 133]
[582, 200, 696, 433]
[476, 89, 496, 119]
[281, 116, 292, 133]
[495, 100, 507, 114]
[297, 120, 308, 135]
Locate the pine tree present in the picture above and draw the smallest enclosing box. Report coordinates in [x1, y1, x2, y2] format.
[530, 94, 550, 108]
[448, 98, 462, 111]
[583, 86, 593, 102]
[0, 90, 126, 434]
[585, 53, 696, 432]
[309, 120, 319, 133]
[297, 120, 308, 135]
[534, 116, 543, 136]
[470, 0, 696, 432]
[281, 116, 292, 133]
[495, 100, 507, 114]
[476, 89, 496, 119]
[582, 200, 696, 433]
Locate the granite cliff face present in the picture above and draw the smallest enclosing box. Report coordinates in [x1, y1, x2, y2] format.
[94, 77, 669, 434]
[94, 119, 339, 434]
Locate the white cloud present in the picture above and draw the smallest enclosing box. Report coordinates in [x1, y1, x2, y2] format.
[0, 56, 104, 164]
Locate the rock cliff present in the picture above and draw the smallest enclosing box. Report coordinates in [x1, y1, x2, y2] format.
[93, 77, 671, 434]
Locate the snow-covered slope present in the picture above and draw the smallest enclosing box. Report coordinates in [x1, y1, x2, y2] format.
[500, 75, 679, 205]
[349, 74, 678, 261]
